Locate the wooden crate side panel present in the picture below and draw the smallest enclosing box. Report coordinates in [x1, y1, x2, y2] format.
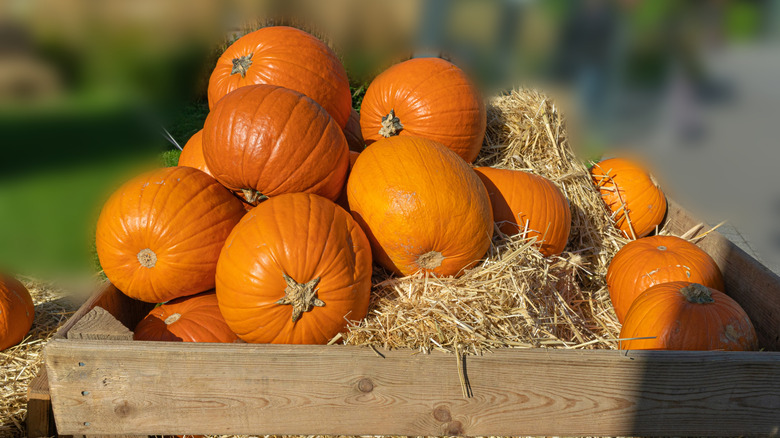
[665, 200, 780, 350]
[45, 341, 780, 437]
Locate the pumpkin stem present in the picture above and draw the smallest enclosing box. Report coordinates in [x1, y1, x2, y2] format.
[680, 283, 715, 304]
[231, 54, 253, 78]
[417, 251, 445, 270]
[242, 189, 268, 205]
[379, 109, 404, 137]
[164, 313, 181, 325]
[137, 249, 157, 268]
[276, 273, 325, 322]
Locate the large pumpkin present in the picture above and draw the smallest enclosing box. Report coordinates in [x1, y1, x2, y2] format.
[216, 193, 372, 344]
[0, 274, 34, 351]
[347, 136, 493, 277]
[606, 235, 724, 323]
[474, 167, 571, 256]
[177, 130, 212, 177]
[335, 150, 361, 211]
[207, 26, 351, 128]
[134, 292, 238, 343]
[96, 166, 246, 303]
[343, 108, 364, 152]
[590, 157, 666, 239]
[619, 282, 757, 351]
[359, 57, 486, 163]
[202, 84, 349, 206]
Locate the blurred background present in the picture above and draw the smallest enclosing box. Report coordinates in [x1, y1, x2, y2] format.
[1, 0, 778, 284]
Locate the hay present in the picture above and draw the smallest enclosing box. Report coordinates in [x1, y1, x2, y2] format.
[343, 88, 627, 354]
[0, 278, 77, 437]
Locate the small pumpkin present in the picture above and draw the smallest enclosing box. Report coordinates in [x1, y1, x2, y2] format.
[607, 235, 724, 323]
[474, 167, 571, 256]
[0, 274, 34, 351]
[347, 136, 493, 277]
[619, 282, 757, 351]
[216, 193, 372, 344]
[343, 108, 365, 152]
[177, 130, 212, 177]
[202, 84, 349, 206]
[360, 57, 486, 163]
[96, 166, 246, 303]
[208, 26, 351, 128]
[590, 157, 666, 239]
[134, 292, 238, 343]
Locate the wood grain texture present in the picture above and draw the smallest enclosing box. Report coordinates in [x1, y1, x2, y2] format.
[26, 368, 56, 438]
[664, 200, 780, 350]
[66, 306, 134, 341]
[45, 341, 780, 437]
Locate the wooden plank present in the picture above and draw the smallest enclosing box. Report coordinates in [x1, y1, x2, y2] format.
[664, 200, 780, 350]
[67, 307, 134, 341]
[45, 340, 780, 437]
[26, 367, 57, 438]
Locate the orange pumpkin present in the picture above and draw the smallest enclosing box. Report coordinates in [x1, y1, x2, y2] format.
[134, 292, 238, 343]
[607, 235, 724, 323]
[207, 26, 351, 128]
[590, 157, 666, 239]
[202, 84, 349, 206]
[347, 136, 493, 277]
[335, 150, 361, 210]
[619, 282, 757, 351]
[216, 193, 372, 344]
[474, 167, 571, 256]
[0, 274, 34, 351]
[343, 108, 365, 152]
[177, 130, 212, 177]
[360, 57, 486, 163]
[96, 167, 246, 303]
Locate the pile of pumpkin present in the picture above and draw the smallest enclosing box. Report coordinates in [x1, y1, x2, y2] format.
[1, 25, 756, 354]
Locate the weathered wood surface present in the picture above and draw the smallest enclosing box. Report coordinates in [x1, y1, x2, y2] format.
[67, 306, 134, 341]
[664, 200, 780, 350]
[26, 367, 56, 438]
[45, 341, 780, 437]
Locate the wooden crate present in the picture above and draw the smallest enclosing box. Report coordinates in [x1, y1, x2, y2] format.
[37, 200, 780, 437]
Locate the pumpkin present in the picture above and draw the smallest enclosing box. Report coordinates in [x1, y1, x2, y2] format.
[207, 26, 351, 128]
[0, 274, 34, 351]
[590, 157, 666, 239]
[134, 291, 238, 343]
[619, 282, 757, 351]
[474, 167, 571, 256]
[202, 84, 349, 206]
[216, 193, 372, 344]
[607, 235, 724, 323]
[359, 57, 486, 163]
[347, 136, 493, 277]
[335, 150, 361, 210]
[96, 166, 246, 303]
[177, 130, 212, 177]
[343, 108, 365, 152]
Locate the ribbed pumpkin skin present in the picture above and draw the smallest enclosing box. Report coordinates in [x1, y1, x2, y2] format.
[347, 136, 493, 277]
[619, 282, 757, 351]
[360, 58, 486, 163]
[207, 26, 351, 128]
[343, 108, 364, 152]
[336, 150, 361, 210]
[607, 235, 724, 323]
[177, 130, 212, 177]
[96, 167, 246, 303]
[590, 157, 666, 239]
[475, 167, 571, 256]
[134, 292, 238, 343]
[216, 193, 372, 344]
[203, 84, 349, 204]
[0, 275, 34, 351]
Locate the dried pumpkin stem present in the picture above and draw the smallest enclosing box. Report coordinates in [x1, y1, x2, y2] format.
[164, 313, 181, 325]
[379, 109, 404, 137]
[417, 251, 445, 270]
[231, 54, 253, 78]
[137, 248, 157, 268]
[242, 189, 268, 205]
[680, 283, 715, 304]
[276, 273, 325, 322]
